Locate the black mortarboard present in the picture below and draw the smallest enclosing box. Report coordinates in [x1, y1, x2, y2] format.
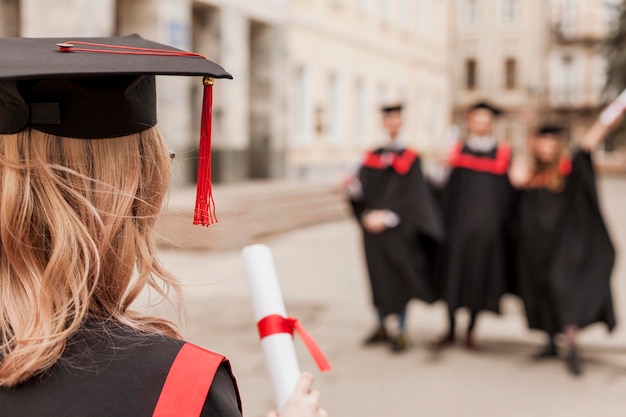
[0, 35, 232, 226]
[535, 124, 566, 137]
[468, 100, 503, 116]
[381, 103, 403, 114]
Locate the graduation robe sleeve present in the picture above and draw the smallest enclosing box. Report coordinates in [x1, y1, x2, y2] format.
[551, 150, 616, 329]
[201, 361, 243, 417]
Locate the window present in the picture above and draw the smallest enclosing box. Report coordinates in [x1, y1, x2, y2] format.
[502, 0, 520, 25]
[465, 0, 480, 25]
[327, 72, 343, 146]
[399, 0, 410, 32]
[378, 81, 389, 107]
[559, 55, 575, 104]
[354, 78, 367, 145]
[293, 65, 312, 146]
[504, 58, 517, 90]
[466, 58, 478, 90]
[417, 0, 431, 37]
[591, 56, 607, 103]
[380, 0, 391, 24]
[357, 0, 370, 14]
[561, 0, 577, 38]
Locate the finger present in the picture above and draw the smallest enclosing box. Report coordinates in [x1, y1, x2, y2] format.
[291, 373, 315, 397]
[266, 411, 278, 417]
[307, 388, 321, 404]
[318, 408, 329, 417]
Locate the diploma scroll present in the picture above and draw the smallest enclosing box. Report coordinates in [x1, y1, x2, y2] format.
[241, 244, 301, 412]
[600, 88, 626, 126]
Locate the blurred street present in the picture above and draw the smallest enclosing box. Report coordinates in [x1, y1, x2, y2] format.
[143, 176, 626, 417]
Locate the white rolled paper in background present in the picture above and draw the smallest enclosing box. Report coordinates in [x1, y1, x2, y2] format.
[600, 88, 626, 126]
[241, 244, 301, 412]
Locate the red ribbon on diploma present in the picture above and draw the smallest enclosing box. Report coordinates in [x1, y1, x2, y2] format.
[257, 314, 332, 372]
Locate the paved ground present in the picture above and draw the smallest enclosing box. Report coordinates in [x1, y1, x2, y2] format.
[140, 176, 626, 417]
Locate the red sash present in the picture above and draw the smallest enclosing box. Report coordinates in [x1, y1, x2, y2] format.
[450, 143, 511, 175]
[362, 149, 418, 175]
[152, 343, 226, 417]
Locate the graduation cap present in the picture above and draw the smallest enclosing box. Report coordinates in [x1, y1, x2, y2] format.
[381, 103, 403, 114]
[535, 124, 566, 137]
[0, 35, 232, 226]
[468, 100, 503, 117]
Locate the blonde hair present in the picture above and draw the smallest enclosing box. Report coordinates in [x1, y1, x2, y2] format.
[0, 127, 180, 387]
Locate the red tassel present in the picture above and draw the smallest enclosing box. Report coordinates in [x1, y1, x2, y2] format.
[193, 77, 217, 226]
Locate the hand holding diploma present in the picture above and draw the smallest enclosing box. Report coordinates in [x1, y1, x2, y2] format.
[242, 244, 331, 415]
[267, 373, 328, 417]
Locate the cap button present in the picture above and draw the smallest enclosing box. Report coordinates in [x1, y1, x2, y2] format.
[57, 43, 75, 52]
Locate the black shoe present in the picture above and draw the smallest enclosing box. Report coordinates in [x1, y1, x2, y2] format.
[532, 341, 558, 360]
[390, 334, 410, 353]
[431, 333, 455, 350]
[465, 333, 481, 352]
[566, 346, 582, 376]
[363, 327, 389, 345]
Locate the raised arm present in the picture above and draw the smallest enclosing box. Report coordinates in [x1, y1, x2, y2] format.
[580, 120, 619, 152]
[582, 97, 626, 152]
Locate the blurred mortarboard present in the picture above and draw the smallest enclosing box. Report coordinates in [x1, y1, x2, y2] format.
[0, 34, 232, 226]
[467, 100, 503, 116]
[381, 103, 403, 114]
[535, 124, 566, 137]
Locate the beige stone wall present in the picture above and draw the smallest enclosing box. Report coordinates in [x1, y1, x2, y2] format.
[452, 0, 614, 150]
[546, 0, 612, 142]
[452, 0, 551, 151]
[287, 0, 453, 179]
[9, 0, 452, 182]
[20, 0, 115, 36]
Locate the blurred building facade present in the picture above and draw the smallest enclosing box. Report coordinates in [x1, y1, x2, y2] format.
[452, 0, 613, 150]
[287, 0, 453, 179]
[2, 0, 615, 182]
[0, 0, 453, 184]
[547, 0, 613, 140]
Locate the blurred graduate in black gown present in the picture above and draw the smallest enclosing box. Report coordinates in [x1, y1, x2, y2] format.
[433, 101, 517, 351]
[508, 111, 623, 375]
[344, 104, 445, 353]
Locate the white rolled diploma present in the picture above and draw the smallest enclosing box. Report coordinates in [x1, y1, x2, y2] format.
[600, 88, 626, 126]
[241, 244, 301, 412]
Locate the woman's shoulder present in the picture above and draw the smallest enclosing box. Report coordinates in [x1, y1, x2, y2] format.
[76, 320, 243, 417]
[61, 319, 186, 370]
[1, 319, 241, 417]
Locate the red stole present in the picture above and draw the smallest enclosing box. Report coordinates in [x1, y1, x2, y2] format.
[362, 148, 418, 175]
[152, 343, 233, 417]
[450, 143, 511, 176]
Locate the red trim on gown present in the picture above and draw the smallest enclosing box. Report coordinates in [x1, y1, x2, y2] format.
[152, 343, 226, 417]
[362, 148, 418, 175]
[450, 143, 511, 175]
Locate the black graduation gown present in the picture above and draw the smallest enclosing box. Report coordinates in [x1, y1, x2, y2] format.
[515, 150, 616, 335]
[351, 148, 445, 316]
[0, 319, 242, 417]
[441, 144, 517, 315]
